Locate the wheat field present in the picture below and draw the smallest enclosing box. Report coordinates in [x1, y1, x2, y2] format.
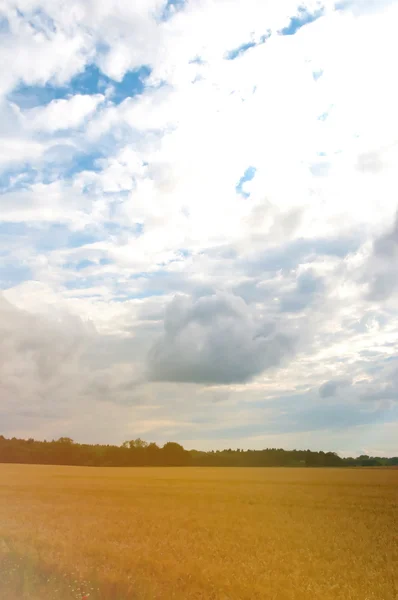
[0, 465, 397, 600]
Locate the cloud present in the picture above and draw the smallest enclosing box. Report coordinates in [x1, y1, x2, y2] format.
[356, 151, 385, 174]
[366, 213, 398, 301]
[354, 362, 398, 403]
[338, 0, 398, 15]
[148, 292, 298, 384]
[0, 293, 147, 416]
[319, 378, 351, 398]
[23, 94, 105, 132]
[0, 294, 94, 404]
[280, 270, 324, 313]
[0, 181, 95, 225]
[1, 0, 398, 452]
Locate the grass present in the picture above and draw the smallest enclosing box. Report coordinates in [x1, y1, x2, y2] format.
[0, 465, 397, 599]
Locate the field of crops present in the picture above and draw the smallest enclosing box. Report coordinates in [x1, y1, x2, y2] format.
[0, 465, 397, 599]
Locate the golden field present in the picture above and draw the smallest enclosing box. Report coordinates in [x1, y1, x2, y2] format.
[0, 465, 397, 600]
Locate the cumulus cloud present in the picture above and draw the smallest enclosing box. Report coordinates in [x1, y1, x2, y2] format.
[23, 94, 105, 132]
[0, 294, 146, 415]
[148, 292, 298, 384]
[0, 294, 93, 403]
[0, 181, 96, 225]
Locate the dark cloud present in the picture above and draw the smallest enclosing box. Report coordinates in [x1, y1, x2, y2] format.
[319, 378, 351, 398]
[319, 362, 398, 405]
[355, 365, 398, 402]
[280, 402, 393, 433]
[241, 235, 360, 277]
[148, 292, 298, 384]
[174, 394, 397, 441]
[280, 270, 324, 313]
[373, 216, 398, 256]
[367, 213, 398, 301]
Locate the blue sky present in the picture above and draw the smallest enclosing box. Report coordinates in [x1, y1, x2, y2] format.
[236, 166, 256, 197]
[9, 64, 152, 109]
[279, 6, 324, 35]
[1, 0, 398, 455]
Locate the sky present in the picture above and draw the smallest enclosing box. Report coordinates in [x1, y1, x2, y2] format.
[1, 0, 398, 457]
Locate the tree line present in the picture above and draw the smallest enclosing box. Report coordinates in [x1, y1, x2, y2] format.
[1, 435, 397, 467]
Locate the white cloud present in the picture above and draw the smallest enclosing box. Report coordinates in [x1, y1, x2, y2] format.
[0, 180, 96, 225]
[23, 94, 105, 132]
[0, 10, 91, 96]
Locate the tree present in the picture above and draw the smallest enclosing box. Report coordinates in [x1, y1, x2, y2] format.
[1, 434, 396, 469]
[146, 442, 161, 465]
[123, 438, 148, 450]
[162, 442, 191, 466]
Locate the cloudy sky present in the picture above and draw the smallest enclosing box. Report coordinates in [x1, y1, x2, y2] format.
[1, 0, 398, 456]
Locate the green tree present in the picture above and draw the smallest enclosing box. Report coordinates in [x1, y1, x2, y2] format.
[162, 442, 191, 466]
[123, 438, 148, 450]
